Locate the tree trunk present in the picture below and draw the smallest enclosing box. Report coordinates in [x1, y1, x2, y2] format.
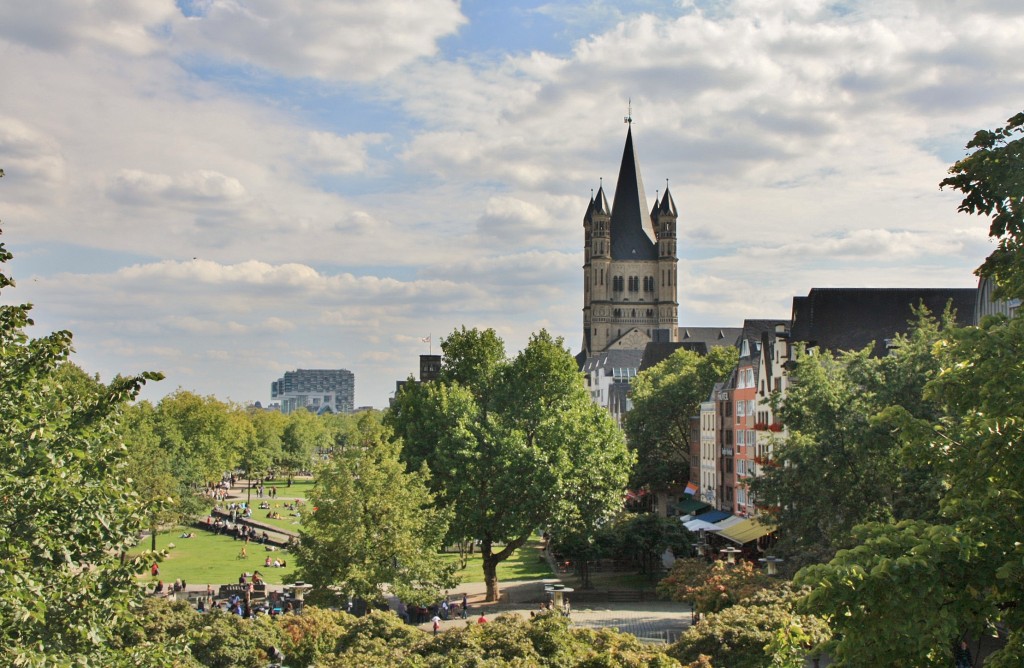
[480, 533, 531, 602]
[151, 521, 157, 552]
[482, 539, 500, 602]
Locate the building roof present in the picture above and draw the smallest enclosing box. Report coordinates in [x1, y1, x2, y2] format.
[680, 327, 743, 349]
[736, 319, 788, 361]
[636, 327, 743, 372]
[580, 348, 645, 374]
[609, 127, 658, 260]
[790, 287, 977, 358]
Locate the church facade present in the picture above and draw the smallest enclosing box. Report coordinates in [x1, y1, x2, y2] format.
[581, 125, 679, 356]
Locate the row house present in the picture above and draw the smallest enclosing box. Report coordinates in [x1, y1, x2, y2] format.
[697, 287, 978, 517]
[722, 320, 789, 516]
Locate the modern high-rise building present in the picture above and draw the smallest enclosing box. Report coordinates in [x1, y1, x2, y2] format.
[271, 368, 354, 414]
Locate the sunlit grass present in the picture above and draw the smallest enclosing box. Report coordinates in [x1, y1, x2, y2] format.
[133, 528, 298, 587]
[440, 536, 553, 584]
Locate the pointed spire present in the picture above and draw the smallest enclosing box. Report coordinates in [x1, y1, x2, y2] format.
[609, 126, 657, 259]
[659, 185, 677, 216]
[593, 185, 610, 215]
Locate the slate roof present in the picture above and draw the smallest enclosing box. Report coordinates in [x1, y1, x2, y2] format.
[736, 320, 788, 359]
[638, 327, 744, 371]
[790, 287, 978, 358]
[610, 127, 658, 261]
[581, 348, 645, 374]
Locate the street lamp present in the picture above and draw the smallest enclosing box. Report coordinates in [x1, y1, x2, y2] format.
[759, 555, 784, 576]
[720, 546, 742, 564]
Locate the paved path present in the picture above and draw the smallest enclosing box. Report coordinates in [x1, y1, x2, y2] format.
[216, 480, 694, 643]
[417, 579, 693, 644]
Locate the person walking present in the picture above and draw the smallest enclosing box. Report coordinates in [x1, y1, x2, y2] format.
[954, 640, 973, 668]
[461, 593, 469, 619]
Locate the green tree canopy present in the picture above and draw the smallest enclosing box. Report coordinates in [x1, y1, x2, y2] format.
[624, 346, 737, 490]
[750, 307, 956, 569]
[0, 221, 172, 664]
[387, 328, 632, 601]
[786, 111, 1024, 665]
[292, 413, 456, 606]
[280, 408, 331, 473]
[153, 390, 253, 488]
[941, 111, 1024, 300]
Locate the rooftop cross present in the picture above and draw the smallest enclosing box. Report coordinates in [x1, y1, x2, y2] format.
[624, 98, 632, 125]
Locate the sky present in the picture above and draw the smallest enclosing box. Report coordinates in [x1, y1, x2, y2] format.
[1, 0, 1021, 409]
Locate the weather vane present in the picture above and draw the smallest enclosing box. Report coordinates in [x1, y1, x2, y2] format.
[624, 98, 632, 125]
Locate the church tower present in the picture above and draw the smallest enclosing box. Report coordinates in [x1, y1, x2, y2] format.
[582, 123, 678, 356]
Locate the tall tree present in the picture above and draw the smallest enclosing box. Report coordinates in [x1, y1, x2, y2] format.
[123, 401, 181, 551]
[0, 219, 171, 664]
[388, 328, 632, 601]
[941, 110, 1024, 300]
[280, 408, 331, 473]
[292, 413, 456, 606]
[751, 308, 955, 569]
[154, 390, 253, 489]
[624, 346, 737, 490]
[788, 111, 1024, 665]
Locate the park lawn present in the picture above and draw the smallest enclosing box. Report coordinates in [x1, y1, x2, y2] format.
[134, 528, 297, 587]
[442, 537, 553, 584]
[248, 506, 305, 534]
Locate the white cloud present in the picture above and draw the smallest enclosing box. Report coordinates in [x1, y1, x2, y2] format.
[3, 0, 1016, 408]
[0, 0, 177, 55]
[305, 131, 387, 175]
[173, 0, 467, 81]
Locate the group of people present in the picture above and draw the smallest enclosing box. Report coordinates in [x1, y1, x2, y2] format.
[397, 593, 471, 626]
[263, 555, 288, 568]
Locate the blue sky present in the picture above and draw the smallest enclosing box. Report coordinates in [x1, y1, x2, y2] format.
[0, 0, 1020, 408]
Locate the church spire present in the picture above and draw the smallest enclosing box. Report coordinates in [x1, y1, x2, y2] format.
[609, 125, 657, 259]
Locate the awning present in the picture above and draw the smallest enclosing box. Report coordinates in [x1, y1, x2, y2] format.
[715, 515, 744, 529]
[673, 498, 711, 514]
[683, 519, 724, 532]
[696, 510, 732, 524]
[719, 518, 776, 545]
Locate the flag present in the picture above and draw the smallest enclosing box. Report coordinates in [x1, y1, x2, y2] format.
[684, 482, 699, 496]
[421, 335, 431, 343]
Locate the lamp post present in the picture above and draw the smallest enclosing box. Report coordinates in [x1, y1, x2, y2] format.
[720, 546, 742, 564]
[759, 555, 784, 576]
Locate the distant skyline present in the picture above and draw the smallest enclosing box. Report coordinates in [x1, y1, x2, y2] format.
[1, 1, 1021, 408]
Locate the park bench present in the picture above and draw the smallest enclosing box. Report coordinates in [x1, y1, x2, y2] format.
[217, 583, 267, 602]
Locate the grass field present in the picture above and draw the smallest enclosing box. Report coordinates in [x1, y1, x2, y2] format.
[137, 530, 553, 589]
[135, 529, 298, 587]
[441, 536, 553, 584]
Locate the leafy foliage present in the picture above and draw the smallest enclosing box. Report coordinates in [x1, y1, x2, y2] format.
[786, 113, 1024, 665]
[941, 111, 1024, 300]
[668, 586, 829, 668]
[0, 220, 171, 665]
[388, 328, 632, 601]
[750, 307, 956, 569]
[658, 559, 780, 615]
[292, 413, 456, 606]
[625, 346, 737, 490]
